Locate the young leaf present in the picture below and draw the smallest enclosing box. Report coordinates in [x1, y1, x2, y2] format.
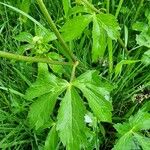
[60, 15, 92, 41]
[92, 14, 107, 62]
[73, 70, 113, 122]
[57, 87, 87, 150]
[35, 26, 57, 43]
[96, 13, 120, 40]
[44, 125, 59, 150]
[14, 32, 33, 43]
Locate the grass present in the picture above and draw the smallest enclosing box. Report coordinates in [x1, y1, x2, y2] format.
[0, 0, 150, 149]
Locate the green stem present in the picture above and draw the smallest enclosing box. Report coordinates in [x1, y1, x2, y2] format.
[106, 0, 110, 13]
[70, 61, 79, 82]
[118, 37, 129, 53]
[36, 0, 76, 62]
[133, 0, 144, 22]
[81, 0, 101, 13]
[0, 51, 73, 66]
[108, 38, 113, 76]
[106, 0, 113, 76]
[115, 0, 124, 18]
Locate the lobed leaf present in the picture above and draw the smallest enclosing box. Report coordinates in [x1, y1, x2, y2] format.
[25, 63, 67, 100]
[96, 13, 120, 40]
[92, 14, 107, 62]
[73, 70, 113, 122]
[113, 109, 150, 150]
[60, 15, 92, 41]
[57, 86, 87, 150]
[44, 125, 59, 150]
[25, 63, 68, 129]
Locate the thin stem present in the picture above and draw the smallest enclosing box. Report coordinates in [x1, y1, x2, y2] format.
[81, 0, 101, 13]
[70, 61, 79, 82]
[0, 51, 73, 66]
[106, 0, 110, 14]
[108, 38, 113, 76]
[132, 0, 144, 22]
[118, 37, 129, 54]
[115, 0, 124, 18]
[36, 0, 76, 62]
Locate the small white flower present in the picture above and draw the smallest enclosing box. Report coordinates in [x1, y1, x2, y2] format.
[84, 114, 92, 123]
[104, 95, 110, 101]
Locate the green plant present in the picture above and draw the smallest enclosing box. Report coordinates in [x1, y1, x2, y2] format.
[0, 0, 150, 149]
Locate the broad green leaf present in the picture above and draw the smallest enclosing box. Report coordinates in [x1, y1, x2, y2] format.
[113, 132, 136, 150]
[141, 49, 150, 65]
[133, 133, 150, 150]
[57, 87, 87, 150]
[44, 125, 59, 150]
[73, 70, 113, 122]
[115, 60, 140, 77]
[60, 15, 92, 41]
[113, 109, 150, 150]
[14, 32, 33, 43]
[96, 13, 120, 40]
[28, 91, 63, 130]
[128, 110, 150, 131]
[62, 0, 71, 16]
[25, 63, 68, 129]
[92, 14, 107, 62]
[136, 31, 150, 48]
[25, 63, 67, 100]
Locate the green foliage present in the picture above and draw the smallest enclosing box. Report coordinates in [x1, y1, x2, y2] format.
[25, 65, 113, 148]
[96, 13, 120, 40]
[57, 87, 87, 150]
[0, 0, 150, 149]
[92, 14, 107, 62]
[44, 125, 59, 150]
[113, 109, 150, 150]
[60, 15, 92, 41]
[25, 63, 68, 130]
[141, 49, 150, 66]
[73, 71, 113, 122]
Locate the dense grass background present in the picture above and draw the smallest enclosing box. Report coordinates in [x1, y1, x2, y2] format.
[0, 0, 150, 149]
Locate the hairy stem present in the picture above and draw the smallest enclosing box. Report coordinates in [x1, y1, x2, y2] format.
[36, 0, 76, 62]
[81, 0, 101, 13]
[0, 51, 73, 66]
[70, 61, 79, 82]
